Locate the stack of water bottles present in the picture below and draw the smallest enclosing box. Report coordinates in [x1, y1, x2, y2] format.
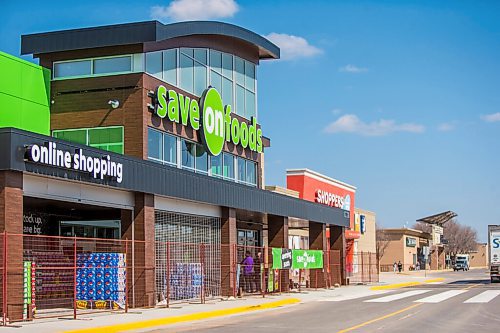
[170, 262, 202, 300]
[76, 253, 126, 307]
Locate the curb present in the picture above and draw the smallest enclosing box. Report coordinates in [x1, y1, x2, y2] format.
[62, 298, 301, 333]
[370, 278, 445, 290]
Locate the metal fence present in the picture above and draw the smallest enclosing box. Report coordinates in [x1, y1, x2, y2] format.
[0, 232, 350, 324]
[346, 252, 379, 284]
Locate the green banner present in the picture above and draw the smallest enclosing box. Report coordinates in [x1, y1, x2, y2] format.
[272, 249, 324, 269]
[292, 250, 323, 269]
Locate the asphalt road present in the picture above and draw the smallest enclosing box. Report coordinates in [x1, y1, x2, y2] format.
[150, 269, 500, 333]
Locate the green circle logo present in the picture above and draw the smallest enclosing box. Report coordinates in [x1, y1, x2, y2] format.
[200, 87, 225, 156]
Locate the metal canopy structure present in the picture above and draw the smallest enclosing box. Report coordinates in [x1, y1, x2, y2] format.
[416, 211, 457, 226]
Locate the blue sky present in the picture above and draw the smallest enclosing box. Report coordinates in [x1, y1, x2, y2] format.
[2, 0, 499, 241]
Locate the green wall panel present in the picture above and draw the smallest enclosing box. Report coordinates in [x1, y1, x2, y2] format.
[0, 51, 50, 135]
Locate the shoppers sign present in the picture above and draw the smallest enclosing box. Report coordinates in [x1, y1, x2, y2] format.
[272, 249, 323, 269]
[24, 142, 123, 183]
[153, 85, 263, 155]
[315, 189, 351, 211]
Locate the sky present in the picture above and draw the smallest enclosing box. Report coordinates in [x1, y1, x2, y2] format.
[1, 0, 499, 241]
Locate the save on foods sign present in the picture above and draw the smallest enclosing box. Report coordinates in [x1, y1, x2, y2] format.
[152, 85, 263, 156]
[272, 248, 324, 269]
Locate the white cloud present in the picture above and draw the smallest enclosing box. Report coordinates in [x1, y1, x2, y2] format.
[265, 33, 322, 60]
[324, 114, 425, 136]
[437, 122, 455, 132]
[339, 64, 368, 73]
[151, 0, 239, 21]
[480, 112, 500, 123]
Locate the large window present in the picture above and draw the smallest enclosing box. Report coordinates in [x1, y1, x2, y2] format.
[145, 48, 257, 120]
[181, 139, 207, 173]
[147, 128, 177, 165]
[54, 55, 135, 79]
[52, 126, 124, 154]
[237, 157, 257, 186]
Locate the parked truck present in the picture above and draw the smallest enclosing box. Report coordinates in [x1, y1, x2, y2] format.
[453, 254, 470, 271]
[488, 225, 500, 283]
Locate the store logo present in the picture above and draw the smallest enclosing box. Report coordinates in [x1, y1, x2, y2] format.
[315, 189, 349, 210]
[153, 85, 263, 156]
[295, 252, 316, 268]
[25, 142, 123, 183]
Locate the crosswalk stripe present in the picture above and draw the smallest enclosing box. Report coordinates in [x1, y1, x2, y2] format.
[463, 290, 500, 303]
[415, 290, 467, 303]
[365, 290, 432, 303]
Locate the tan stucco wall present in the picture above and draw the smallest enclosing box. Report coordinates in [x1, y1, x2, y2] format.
[379, 233, 404, 267]
[355, 208, 376, 253]
[470, 243, 488, 267]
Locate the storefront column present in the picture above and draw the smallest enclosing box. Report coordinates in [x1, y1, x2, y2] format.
[309, 221, 327, 288]
[0, 171, 24, 321]
[121, 193, 155, 307]
[221, 207, 237, 297]
[268, 215, 289, 292]
[329, 225, 346, 285]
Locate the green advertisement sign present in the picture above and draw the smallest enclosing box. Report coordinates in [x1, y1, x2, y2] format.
[154, 85, 263, 156]
[272, 249, 324, 269]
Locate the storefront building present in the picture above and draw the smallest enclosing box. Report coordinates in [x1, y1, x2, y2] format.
[0, 21, 349, 321]
[378, 228, 431, 271]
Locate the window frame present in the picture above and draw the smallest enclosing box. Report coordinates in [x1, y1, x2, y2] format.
[52, 126, 124, 154]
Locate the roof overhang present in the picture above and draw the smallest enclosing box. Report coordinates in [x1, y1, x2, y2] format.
[21, 20, 280, 60]
[416, 211, 457, 226]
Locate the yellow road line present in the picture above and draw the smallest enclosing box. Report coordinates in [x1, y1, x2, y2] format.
[337, 303, 423, 333]
[370, 278, 444, 290]
[62, 298, 300, 333]
[465, 283, 481, 290]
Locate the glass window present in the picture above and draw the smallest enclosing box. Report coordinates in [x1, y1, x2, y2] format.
[180, 53, 194, 93]
[245, 90, 256, 119]
[195, 145, 208, 173]
[194, 61, 207, 96]
[181, 48, 194, 58]
[237, 157, 246, 183]
[235, 57, 245, 86]
[245, 61, 255, 91]
[181, 140, 195, 169]
[194, 49, 207, 65]
[148, 128, 162, 161]
[210, 154, 222, 177]
[54, 60, 91, 78]
[210, 50, 222, 72]
[164, 49, 177, 85]
[146, 52, 162, 79]
[210, 70, 222, 94]
[246, 160, 256, 185]
[223, 153, 234, 179]
[222, 77, 233, 107]
[222, 53, 233, 78]
[54, 126, 124, 154]
[93, 56, 131, 74]
[163, 133, 177, 165]
[53, 129, 87, 145]
[236, 85, 245, 117]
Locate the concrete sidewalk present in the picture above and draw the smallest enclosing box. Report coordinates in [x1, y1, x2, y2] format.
[1, 271, 451, 333]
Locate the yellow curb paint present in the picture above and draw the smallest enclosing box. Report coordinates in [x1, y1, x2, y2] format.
[337, 303, 423, 333]
[370, 277, 444, 290]
[62, 298, 300, 333]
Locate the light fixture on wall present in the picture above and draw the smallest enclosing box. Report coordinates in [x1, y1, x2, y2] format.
[108, 99, 120, 109]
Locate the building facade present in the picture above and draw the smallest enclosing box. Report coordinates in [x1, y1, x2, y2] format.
[379, 228, 431, 271]
[0, 21, 350, 321]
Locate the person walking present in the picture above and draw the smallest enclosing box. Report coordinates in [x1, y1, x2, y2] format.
[241, 251, 254, 293]
[397, 260, 403, 273]
[393, 261, 398, 273]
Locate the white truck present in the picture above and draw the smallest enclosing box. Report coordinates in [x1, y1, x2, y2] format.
[454, 254, 470, 271]
[488, 225, 500, 283]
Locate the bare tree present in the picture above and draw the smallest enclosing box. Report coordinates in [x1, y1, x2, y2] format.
[376, 223, 391, 262]
[413, 221, 432, 233]
[413, 219, 478, 255]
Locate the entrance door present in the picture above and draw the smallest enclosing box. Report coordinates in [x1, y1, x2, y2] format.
[237, 229, 260, 261]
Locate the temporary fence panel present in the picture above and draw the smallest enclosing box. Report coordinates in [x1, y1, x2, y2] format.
[348, 252, 379, 284]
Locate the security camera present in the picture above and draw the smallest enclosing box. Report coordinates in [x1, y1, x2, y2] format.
[108, 100, 120, 109]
